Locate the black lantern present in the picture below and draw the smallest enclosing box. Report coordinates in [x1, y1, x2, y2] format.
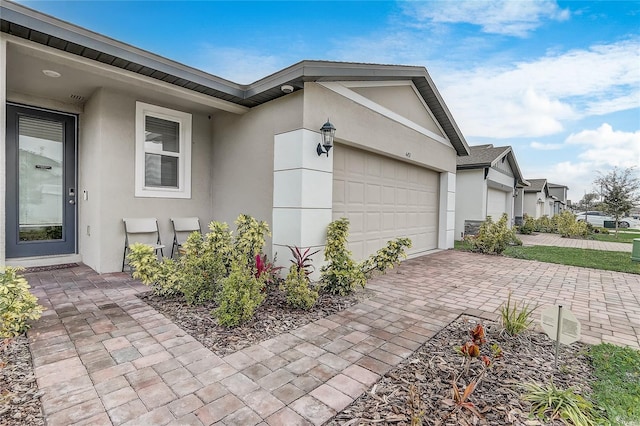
[316, 119, 336, 157]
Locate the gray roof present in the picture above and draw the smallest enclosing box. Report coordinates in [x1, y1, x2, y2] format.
[0, 0, 470, 156]
[524, 179, 548, 193]
[547, 182, 569, 189]
[457, 144, 528, 186]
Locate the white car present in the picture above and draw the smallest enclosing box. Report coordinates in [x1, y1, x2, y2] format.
[575, 211, 639, 228]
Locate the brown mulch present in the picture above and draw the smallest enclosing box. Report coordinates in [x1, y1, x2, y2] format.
[329, 316, 595, 426]
[140, 287, 375, 357]
[0, 336, 44, 426]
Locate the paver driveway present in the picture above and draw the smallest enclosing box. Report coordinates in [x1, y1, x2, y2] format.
[25, 250, 640, 425]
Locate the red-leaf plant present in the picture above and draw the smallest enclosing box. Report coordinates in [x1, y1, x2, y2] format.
[287, 246, 320, 278]
[443, 322, 499, 423]
[255, 254, 284, 291]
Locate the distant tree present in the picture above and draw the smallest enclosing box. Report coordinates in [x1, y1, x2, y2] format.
[594, 167, 640, 237]
[577, 192, 599, 212]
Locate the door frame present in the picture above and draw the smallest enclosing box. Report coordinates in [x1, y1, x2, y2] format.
[5, 103, 78, 258]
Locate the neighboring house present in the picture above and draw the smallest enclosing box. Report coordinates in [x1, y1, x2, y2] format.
[0, 1, 470, 274]
[455, 144, 528, 239]
[548, 183, 569, 216]
[522, 179, 554, 219]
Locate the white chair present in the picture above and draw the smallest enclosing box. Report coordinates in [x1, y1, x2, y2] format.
[170, 217, 201, 258]
[122, 218, 165, 272]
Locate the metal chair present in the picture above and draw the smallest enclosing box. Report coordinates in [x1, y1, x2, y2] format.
[122, 218, 165, 272]
[170, 217, 202, 258]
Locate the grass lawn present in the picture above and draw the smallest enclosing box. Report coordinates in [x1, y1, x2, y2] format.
[454, 241, 640, 274]
[591, 231, 640, 244]
[590, 343, 640, 424]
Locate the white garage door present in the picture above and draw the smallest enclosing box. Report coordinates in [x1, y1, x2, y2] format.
[487, 188, 509, 222]
[333, 145, 439, 261]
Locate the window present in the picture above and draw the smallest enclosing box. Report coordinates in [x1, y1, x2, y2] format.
[135, 102, 191, 198]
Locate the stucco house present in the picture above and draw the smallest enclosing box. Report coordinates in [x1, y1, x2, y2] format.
[1, 1, 470, 274]
[522, 178, 554, 219]
[455, 144, 528, 239]
[548, 183, 569, 215]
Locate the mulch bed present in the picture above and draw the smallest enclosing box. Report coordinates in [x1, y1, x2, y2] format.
[0, 336, 44, 426]
[140, 287, 375, 357]
[329, 316, 595, 426]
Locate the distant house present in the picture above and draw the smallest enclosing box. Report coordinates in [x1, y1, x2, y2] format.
[522, 179, 555, 219]
[455, 144, 528, 239]
[1, 1, 471, 273]
[548, 183, 569, 215]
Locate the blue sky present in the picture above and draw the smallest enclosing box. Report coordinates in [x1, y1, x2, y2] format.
[20, 0, 640, 202]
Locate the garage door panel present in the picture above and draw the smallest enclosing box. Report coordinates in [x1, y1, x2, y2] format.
[333, 145, 439, 259]
[487, 188, 508, 221]
[396, 188, 407, 205]
[366, 184, 381, 204]
[366, 156, 382, 177]
[383, 186, 395, 205]
[366, 212, 381, 232]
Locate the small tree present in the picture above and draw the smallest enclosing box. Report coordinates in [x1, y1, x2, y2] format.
[594, 167, 640, 237]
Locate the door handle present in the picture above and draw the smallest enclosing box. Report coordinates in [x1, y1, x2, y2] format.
[69, 200, 76, 204]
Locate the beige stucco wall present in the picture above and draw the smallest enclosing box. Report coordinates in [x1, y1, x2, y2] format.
[302, 83, 457, 173]
[351, 85, 444, 137]
[455, 169, 485, 239]
[79, 88, 215, 273]
[211, 91, 303, 257]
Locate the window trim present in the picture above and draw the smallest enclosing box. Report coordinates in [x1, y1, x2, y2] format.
[135, 102, 192, 199]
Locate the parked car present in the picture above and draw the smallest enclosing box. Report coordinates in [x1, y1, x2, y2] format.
[575, 211, 640, 228]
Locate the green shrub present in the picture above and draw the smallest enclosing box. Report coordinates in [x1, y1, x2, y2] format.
[500, 291, 536, 336]
[214, 259, 266, 326]
[467, 214, 521, 255]
[234, 214, 271, 267]
[127, 243, 182, 297]
[592, 226, 609, 235]
[361, 237, 412, 276]
[535, 215, 555, 233]
[205, 221, 233, 271]
[555, 210, 589, 238]
[518, 214, 536, 235]
[321, 219, 412, 295]
[320, 218, 366, 295]
[128, 215, 271, 307]
[0, 267, 44, 338]
[281, 265, 318, 310]
[179, 232, 226, 305]
[521, 381, 598, 426]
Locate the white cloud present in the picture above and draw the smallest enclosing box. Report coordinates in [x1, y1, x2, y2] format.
[528, 124, 640, 201]
[437, 39, 640, 138]
[530, 141, 563, 150]
[404, 0, 570, 37]
[566, 123, 640, 168]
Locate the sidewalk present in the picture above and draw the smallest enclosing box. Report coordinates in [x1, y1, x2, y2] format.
[519, 232, 633, 252]
[25, 251, 640, 425]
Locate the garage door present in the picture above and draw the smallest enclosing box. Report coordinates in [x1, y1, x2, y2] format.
[487, 188, 509, 222]
[333, 145, 439, 261]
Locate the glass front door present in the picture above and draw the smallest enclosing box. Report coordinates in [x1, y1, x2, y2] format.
[6, 104, 77, 258]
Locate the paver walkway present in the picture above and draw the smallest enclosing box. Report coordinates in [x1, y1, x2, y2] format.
[519, 232, 633, 252]
[25, 251, 640, 425]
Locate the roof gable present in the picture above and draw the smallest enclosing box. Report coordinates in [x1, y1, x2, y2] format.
[457, 144, 528, 185]
[350, 84, 445, 138]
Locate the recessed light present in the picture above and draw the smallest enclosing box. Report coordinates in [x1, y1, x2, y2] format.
[42, 69, 61, 78]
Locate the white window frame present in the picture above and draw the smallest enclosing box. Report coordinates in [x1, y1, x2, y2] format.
[135, 102, 192, 198]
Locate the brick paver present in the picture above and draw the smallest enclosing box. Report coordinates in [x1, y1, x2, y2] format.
[24, 251, 640, 425]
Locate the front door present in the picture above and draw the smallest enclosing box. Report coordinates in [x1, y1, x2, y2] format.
[6, 104, 77, 258]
